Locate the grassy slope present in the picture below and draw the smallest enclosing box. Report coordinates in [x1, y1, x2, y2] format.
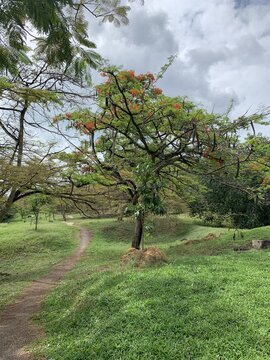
[0, 218, 77, 311]
[32, 216, 270, 360]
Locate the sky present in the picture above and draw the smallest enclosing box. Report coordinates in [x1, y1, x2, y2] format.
[87, 0, 270, 133]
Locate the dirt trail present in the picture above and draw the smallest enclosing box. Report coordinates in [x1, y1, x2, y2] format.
[0, 227, 91, 360]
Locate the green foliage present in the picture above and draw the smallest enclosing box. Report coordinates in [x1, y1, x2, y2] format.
[189, 136, 270, 229]
[189, 179, 270, 228]
[0, 0, 139, 75]
[0, 77, 60, 104]
[134, 162, 166, 215]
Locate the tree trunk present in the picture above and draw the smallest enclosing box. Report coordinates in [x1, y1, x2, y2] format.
[0, 104, 27, 222]
[61, 208, 67, 221]
[35, 212, 39, 230]
[0, 189, 18, 222]
[132, 211, 144, 249]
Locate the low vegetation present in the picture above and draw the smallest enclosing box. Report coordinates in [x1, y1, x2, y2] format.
[24, 216, 270, 360]
[0, 218, 77, 311]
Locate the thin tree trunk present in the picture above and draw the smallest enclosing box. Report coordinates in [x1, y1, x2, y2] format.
[132, 211, 144, 249]
[35, 212, 39, 230]
[61, 208, 67, 221]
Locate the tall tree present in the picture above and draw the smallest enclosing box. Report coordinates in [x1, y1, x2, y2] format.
[0, 59, 97, 221]
[188, 135, 270, 228]
[56, 67, 265, 248]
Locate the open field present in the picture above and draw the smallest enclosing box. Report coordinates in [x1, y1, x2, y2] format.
[24, 216, 270, 360]
[0, 218, 77, 311]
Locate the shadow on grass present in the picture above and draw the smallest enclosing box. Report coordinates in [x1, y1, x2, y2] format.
[100, 216, 206, 246]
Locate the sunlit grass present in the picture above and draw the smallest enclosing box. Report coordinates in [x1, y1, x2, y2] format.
[32, 216, 270, 359]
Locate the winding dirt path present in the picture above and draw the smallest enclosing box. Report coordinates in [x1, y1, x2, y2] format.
[0, 227, 91, 360]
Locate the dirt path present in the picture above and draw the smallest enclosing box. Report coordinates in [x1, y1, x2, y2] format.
[0, 227, 91, 360]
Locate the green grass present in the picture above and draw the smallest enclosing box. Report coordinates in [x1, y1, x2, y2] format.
[31, 215, 270, 359]
[0, 218, 77, 311]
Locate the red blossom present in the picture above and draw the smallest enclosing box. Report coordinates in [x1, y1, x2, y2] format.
[174, 103, 182, 110]
[130, 89, 140, 97]
[85, 121, 94, 131]
[128, 70, 135, 77]
[65, 112, 72, 119]
[154, 88, 163, 95]
[146, 72, 155, 81]
[129, 103, 140, 112]
[136, 74, 145, 81]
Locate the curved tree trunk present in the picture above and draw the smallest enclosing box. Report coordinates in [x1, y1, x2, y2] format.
[0, 189, 18, 222]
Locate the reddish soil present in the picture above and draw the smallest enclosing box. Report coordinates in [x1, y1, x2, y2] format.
[0, 228, 91, 360]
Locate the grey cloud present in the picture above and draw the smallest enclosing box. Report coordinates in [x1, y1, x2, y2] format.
[234, 0, 250, 8]
[188, 48, 228, 71]
[158, 59, 239, 114]
[119, 9, 179, 53]
[182, 10, 205, 40]
[188, 35, 266, 71]
[235, 0, 270, 7]
[232, 35, 266, 65]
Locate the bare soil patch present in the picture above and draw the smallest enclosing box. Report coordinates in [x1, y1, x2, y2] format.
[184, 233, 218, 246]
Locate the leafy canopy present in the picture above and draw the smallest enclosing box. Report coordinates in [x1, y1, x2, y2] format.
[55, 67, 262, 218]
[0, 1, 141, 75]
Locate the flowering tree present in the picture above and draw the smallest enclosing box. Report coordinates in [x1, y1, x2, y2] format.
[59, 68, 265, 248]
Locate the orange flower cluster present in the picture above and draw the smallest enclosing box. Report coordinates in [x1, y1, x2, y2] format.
[118, 70, 136, 81]
[154, 87, 163, 95]
[174, 103, 182, 110]
[129, 103, 140, 112]
[250, 163, 260, 171]
[85, 121, 94, 131]
[130, 89, 140, 97]
[136, 72, 155, 82]
[128, 70, 135, 77]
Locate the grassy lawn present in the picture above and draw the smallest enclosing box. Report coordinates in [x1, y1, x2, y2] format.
[0, 218, 77, 311]
[31, 216, 270, 360]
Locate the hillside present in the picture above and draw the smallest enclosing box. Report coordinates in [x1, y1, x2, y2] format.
[25, 216, 270, 360]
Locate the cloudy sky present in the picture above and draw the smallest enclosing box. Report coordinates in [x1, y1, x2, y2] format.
[88, 0, 270, 131]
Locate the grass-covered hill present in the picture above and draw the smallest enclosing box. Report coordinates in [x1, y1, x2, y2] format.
[17, 215, 270, 360]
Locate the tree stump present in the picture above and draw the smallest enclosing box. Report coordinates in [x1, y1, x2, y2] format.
[252, 240, 270, 249]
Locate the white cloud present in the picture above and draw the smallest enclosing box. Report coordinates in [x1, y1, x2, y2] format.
[88, 0, 270, 132]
